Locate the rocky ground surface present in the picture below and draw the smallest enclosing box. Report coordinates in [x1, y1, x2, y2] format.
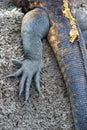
[0, 0, 87, 130]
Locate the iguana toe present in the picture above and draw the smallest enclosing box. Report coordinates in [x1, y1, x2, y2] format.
[11, 59, 23, 67]
[6, 68, 23, 78]
[34, 72, 41, 94]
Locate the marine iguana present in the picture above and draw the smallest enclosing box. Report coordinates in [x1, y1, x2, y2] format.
[7, 0, 87, 129]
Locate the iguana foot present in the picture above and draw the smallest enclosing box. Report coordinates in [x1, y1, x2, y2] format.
[7, 59, 41, 101]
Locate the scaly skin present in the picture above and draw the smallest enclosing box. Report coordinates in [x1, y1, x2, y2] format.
[69, 0, 87, 46]
[69, 0, 82, 16]
[76, 9, 87, 31]
[7, 0, 87, 129]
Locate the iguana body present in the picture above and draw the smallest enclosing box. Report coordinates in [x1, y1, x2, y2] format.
[8, 0, 87, 130]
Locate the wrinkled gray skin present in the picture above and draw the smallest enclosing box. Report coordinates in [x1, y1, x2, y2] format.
[7, 0, 87, 101]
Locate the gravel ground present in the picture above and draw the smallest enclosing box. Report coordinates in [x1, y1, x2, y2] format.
[0, 1, 87, 130]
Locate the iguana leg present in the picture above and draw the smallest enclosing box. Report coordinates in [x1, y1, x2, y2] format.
[7, 8, 50, 101]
